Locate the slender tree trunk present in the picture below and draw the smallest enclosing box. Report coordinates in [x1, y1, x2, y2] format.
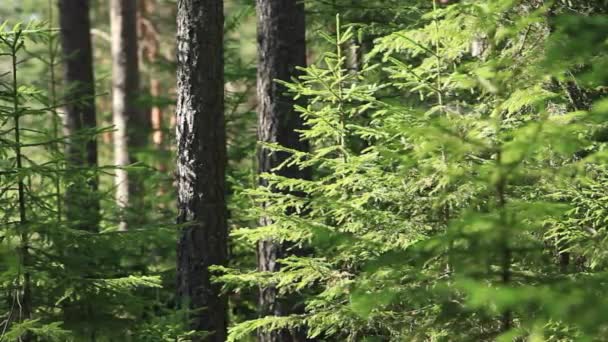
[7, 32, 33, 341]
[110, 0, 144, 231]
[176, 0, 228, 341]
[58, 3, 99, 338]
[139, 0, 166, 171]
[58, 0, 99, 231]
[150, 79, 164, 151]
[256, 1, 310, 341]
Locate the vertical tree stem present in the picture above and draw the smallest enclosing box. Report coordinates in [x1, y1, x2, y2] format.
[10, 31, 32, 337]
[432, 0, 443, 108]
[335, 14, 348, 163]
[496, 150, 511, 332]
[48, 0, 62, 222]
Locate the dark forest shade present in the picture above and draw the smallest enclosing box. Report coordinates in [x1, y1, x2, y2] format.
[256, 0, 310, 341]
[175, 0, 228, 341]
[58, 0, 100, 231]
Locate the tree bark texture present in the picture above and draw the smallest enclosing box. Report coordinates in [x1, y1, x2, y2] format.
[110, 0, 144, 231]
[175, 0, 228, 341]
[256, 0, 310, 341]
[58, 0, 99, 231]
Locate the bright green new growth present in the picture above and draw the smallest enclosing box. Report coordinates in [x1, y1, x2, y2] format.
[221, 1, 608, 340]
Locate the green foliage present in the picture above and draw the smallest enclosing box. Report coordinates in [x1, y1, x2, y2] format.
[222, 1, 608, 341]
[3, 319, 72, 342]
[0, 24, 182, 341]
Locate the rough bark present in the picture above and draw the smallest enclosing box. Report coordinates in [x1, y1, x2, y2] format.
[110, 0, 143, 231]
[256, 0, 310, 341]
[58, 0, 99, 231]
[175, 0, 228, 341]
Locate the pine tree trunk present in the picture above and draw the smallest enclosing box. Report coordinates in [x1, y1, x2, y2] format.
[110, 0, 143, 231]
[58, 0, 99, 231]
[256, 0, 310, 341]
[139, 0, 166, 171]
[175, 0, 228, 341]
[150, 79, 163, 148]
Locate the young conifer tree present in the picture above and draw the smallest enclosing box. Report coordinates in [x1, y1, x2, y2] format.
[220, 2, 608, 340]
[0, 22, 166, 341]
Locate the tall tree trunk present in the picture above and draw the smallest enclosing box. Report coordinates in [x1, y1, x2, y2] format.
[58, 0, 99, 231]
[175, 0, 228, 341]
[139, 0, 166, 172]
[150, 79, 164, 154]
[58, 3, 99, 339]
[110, 0, 143, 231]
[256, 1, 310, 341]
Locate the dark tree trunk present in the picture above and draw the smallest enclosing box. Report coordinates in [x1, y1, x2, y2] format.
[58, 0, 100, 231]
[110, 0, 144, 230]
[256, 0, 310, 341]
[175, 0, 228, 341]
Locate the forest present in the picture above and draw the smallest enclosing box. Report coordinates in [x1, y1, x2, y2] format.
[0, 0, 608, 341]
